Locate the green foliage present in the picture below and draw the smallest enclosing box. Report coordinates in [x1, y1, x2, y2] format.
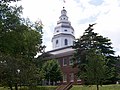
[80, 49, 109, 85]
[42, 60, 62, 85]
[0, 86, 57, 90]
[0, 0, 44, 90]
[71, 85, 120, 90]
[0, 0, 20, 3]
[115, 56, 120, 80]
[72, 24, 116, 89]
[73, 24, 115, 64]
[27, 86, 57, 90]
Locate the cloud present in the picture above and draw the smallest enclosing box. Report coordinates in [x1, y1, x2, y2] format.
[19, 0, 120, 56]
[74, 0, 120, 56]
[89, 0, 104, 6]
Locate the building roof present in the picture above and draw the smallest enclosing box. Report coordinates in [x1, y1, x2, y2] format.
[47, 46, 74, 58]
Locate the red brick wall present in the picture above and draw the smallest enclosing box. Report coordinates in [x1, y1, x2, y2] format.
[57, 55, 82, 84]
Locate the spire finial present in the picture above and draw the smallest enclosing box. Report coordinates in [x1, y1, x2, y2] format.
[63, 0, 66, 9]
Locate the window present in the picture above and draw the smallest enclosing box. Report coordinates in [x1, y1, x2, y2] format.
[63, 58, 67, 66]
[70, 73, 74, 82]
[69, 58, 73, 65]
[77, 76, 81, 81]
[57, 60, 61, 67]
[56, 40, 58, 44]
[65, 39, 68, 45]
[63, 74, 67, 82]
[64, 29, 67, 32]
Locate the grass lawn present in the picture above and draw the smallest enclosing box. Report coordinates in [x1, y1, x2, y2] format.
[0, 87, 7, 90]
[71, 84, 120, 90]
[0, 86, 57, 90]
[1, 85, 120, 90]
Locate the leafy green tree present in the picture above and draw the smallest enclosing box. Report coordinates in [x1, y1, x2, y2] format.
[115, 56, 120, 81]
[42, 60, 62, 85]
[72, 24, 115, 89]
[80, 49, 110, 90]
[34, 52, 52, 85]
[0, 0, 44, 90]
[73, 24, 115, 63]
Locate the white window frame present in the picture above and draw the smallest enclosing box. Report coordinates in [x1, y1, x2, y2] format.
[63, 74, 67, 82]
[69, 57, 73, 65]
[70, 73, 74, 82]
[63, 58, 67, 66]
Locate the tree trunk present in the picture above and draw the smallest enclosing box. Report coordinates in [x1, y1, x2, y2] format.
[10, 86, 13, 90]
[15, 83, 18, 90]
[97, 84, 99, 90]
[8, 84, 13, 90]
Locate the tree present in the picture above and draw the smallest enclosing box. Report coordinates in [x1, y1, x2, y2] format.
[80, 49, 110, 90]
[115, 56, 120, 81]
[72, 24, 115, 90]
[42, 60, 62, 85]
[0, 0, 44, 90]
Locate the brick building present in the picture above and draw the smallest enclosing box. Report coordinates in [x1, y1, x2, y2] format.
[47, 46, 81, 84]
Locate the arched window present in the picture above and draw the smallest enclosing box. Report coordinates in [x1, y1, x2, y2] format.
[56, 40, 58, 44]
[65, 39, 68, 45]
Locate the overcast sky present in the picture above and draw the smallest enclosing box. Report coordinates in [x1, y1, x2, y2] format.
[17, 0, 120, 56]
